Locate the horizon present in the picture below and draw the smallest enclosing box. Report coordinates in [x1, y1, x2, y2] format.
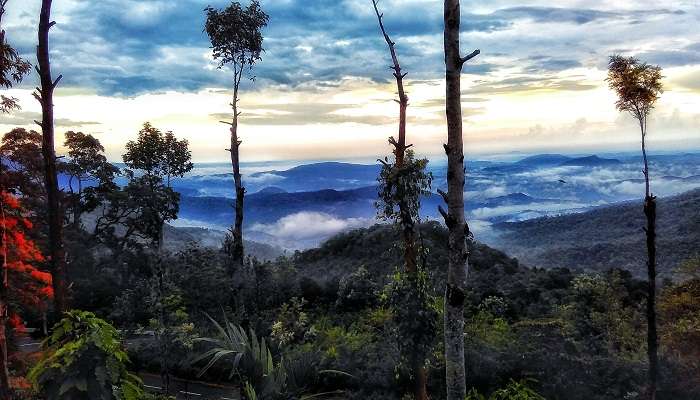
[1, 0, 699, 162]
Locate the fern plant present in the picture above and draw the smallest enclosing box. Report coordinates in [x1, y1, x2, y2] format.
[465, 379, 546, 400]
[27, 310, 143, 400]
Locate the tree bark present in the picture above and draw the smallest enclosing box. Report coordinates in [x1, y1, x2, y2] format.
[0, 315, 9, 400]
[442, 1, 479, 399]
[36, 0, 68, 313]
[371, 2, 425, 398]
[641, 118, 658, 400]
[229, 63, 245, 267]
[0, 195, 10, 400]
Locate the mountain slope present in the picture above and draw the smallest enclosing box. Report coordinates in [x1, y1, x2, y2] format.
[493, 188, 700, 277]
[560, 155, 621, 166]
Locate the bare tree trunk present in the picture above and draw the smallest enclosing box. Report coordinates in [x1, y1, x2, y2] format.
[36, 0, 67, 313]
[0, 195, 10, 400]
[72, 179, 82, 229]
[441, 1, 479, 399]
[371, 2, 425, 398]
[641, 118, 658, 400]
[0, 316, 9, 400]
[227, 64, 245, 267]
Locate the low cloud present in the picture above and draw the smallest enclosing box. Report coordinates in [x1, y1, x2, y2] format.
[245, 173, 286, 184]
[251, 212, 373, 241]
[0, 111, 101, 128]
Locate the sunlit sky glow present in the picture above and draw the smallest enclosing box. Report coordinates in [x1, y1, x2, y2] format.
[2, 0, 699, 162]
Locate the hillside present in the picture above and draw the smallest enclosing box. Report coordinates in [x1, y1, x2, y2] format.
[493, 188, 700, 278]
[163, 225, 285, 261]
[288, 221, 570, 317]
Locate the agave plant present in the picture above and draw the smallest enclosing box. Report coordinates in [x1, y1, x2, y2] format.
[192, 313, 285, 399]
[193, 313, 350, 400]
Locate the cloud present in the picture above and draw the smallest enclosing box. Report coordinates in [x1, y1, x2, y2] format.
[245, 172, 285, 184]
[470, 201, 588, 220]
[251, 211, 372, 241]
[7, 0, 692, 97]
[0, 111, 101, 128]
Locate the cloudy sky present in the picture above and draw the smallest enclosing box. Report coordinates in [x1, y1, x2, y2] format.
[2, 0, 699, 162]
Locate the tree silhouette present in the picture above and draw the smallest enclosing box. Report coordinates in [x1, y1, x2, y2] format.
[63, 131, 118, 229]
[121, 123, 192, 249]
[442, 1, 480, 399]
[0, 0, 31, 114]
[204, 1, 268, 267]
[607, 55, 663, 400]
[35, 0, 68, 313]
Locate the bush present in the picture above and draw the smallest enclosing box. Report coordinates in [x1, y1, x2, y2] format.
[28, 310, 143, 400]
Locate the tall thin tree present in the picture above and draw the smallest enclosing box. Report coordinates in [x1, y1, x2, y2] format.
[441, 1, 479, 399]
[372, 1, 432, 398]
[607, 55, 663, 400]
[34, 0, 67, 313]
[204, 1, 268, 267]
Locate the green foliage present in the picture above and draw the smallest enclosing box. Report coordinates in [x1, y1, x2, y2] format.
[466, 379, 545, 400]
[659, 276, 700, 396]
[271, 297, 313, 346]
[95, 172, 180, 247]
[0, 1, 32, 113]
[194, 314, 344, 400]
[0, 128, 45, 206]
[466, 309, 513, 350]
[122, 123, 193, 185]
[193, 313, 281, 387]
[96, 123, 191, 247]
[204, 1, 269, 71]
[376, 150, 432, 224]
[63, 130, 118, 224]
[28, 310, 143, 400]
[336, 266, 379, 310]
[146, 256, 196, 389]
[382, 268, 438, 379]
[562, 272, 646, 359]
[607, 55, 663, 121]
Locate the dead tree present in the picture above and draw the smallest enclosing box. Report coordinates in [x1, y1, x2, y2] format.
[441, 0, 479, 399]
[372, 1, 428, 399]
[34, 0, 67, 313]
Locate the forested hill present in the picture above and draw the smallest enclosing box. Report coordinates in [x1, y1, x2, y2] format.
[287, 221, 582, 320]
[493, 188, 700, 278]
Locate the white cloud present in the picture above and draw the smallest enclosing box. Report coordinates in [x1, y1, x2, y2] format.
[251, 212, 373, 241]
[245, 173, 286, 184]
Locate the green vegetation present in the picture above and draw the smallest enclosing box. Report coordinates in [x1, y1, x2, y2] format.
[0, 0, 697, 399]
[28, 311, 143, 400]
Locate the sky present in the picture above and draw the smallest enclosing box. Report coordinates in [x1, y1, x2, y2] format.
[1, 0, 699, 162]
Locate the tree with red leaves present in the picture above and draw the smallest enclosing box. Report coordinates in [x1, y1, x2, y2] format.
[0, 191, 52, 399]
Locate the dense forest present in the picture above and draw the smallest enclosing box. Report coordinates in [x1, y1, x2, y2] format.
[0, 0, 698, 400]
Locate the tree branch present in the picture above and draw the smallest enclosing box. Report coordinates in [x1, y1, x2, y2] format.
[437, 188, 449, 203]
[459, 49, 480, 66]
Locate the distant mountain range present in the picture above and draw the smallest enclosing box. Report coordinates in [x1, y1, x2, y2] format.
[483, 154, 621, 173]
[170, 152, 700, 249]
[492, 188, 700, 278]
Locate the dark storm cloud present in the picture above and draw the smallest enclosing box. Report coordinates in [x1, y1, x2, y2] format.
[7, 1, 691, 96]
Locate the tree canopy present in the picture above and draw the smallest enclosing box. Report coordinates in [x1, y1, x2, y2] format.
[607, 55, 663, 123]
[204, 1, 268, 73]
